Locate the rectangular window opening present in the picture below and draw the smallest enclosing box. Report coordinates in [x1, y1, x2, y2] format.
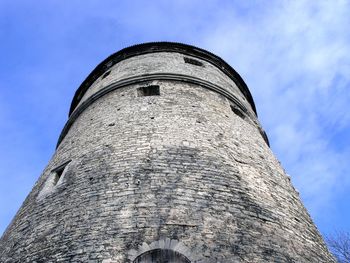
[53, 168, 64, 185]
[138, 85, 160, 97]
[230, 105, 245, 119]
[52, 161, 70, 186]
[184, 57, 204, 67]
[102, 70, 111, 79]
[259, 128, 270, 147]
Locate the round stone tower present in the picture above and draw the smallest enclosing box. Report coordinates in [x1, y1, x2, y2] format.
[0, 42, 334, 262]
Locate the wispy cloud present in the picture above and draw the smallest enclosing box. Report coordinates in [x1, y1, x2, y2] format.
[0, 0, 349, 236]
[200, 0, 350, 231]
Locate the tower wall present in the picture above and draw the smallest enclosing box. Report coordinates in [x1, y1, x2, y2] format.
[0, 43, 334, 262]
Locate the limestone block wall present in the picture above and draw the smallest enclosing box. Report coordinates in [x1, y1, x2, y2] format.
[76, 52, 252, 116]
[0, 43, 334, 263]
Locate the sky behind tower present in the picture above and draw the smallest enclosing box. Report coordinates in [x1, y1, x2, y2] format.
[0, 0, 349, 238]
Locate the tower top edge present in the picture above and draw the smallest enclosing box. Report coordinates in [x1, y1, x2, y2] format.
[69, 41, 257, 116]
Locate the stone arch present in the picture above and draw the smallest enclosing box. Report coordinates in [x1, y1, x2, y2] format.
[127, 238, 202, 262]
[133, 248, 191, 263]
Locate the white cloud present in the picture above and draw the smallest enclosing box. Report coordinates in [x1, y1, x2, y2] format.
[1, 0, 349, 236]
[200, 0, 350, 229]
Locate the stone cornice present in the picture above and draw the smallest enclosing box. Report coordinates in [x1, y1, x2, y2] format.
[69, 42, 257, 116]
[57, 73, 257, 148]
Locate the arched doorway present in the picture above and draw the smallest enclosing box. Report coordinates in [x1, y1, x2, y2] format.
[133, 249, 191, 263]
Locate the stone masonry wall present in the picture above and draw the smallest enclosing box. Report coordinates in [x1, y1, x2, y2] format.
[75, 52, 254, 118]
[0, 50, 334, 262]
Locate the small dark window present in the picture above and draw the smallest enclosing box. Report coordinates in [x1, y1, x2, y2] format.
[184, 57, 203, 67]
[102, 70, 111, 79]
[138, 85, 160, 97]
[52, 161, 70, 186]
[230, 105, 245, 119]
[259, 128, 270, 147]
[37, 161, 71, 200]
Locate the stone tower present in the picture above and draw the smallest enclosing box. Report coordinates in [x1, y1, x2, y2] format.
[0, 42, 334, 262]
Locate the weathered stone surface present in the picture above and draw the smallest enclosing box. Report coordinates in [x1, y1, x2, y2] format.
[0, 42, 335, 262]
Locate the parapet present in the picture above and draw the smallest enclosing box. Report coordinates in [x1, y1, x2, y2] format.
[69, 42, 257, 116]
[57, 42, 266, 148]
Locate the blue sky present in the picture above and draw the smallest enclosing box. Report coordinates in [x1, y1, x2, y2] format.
[0, 0, 349, 238]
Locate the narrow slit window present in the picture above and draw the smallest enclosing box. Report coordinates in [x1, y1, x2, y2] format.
[53, 167, 64, 186]
[102, 70, 111, 79]
[260, 129, 270, 147]
[37, 161, 71, 200]
[138, 85, 160, 97]
[230, 105, 245, 119]
[52, 161, 71, 186]
[184, 57, 204, 67]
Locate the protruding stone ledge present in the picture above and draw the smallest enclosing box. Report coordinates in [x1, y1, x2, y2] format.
[57, 73, 261, 149]
[69, 42, 257, 116]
